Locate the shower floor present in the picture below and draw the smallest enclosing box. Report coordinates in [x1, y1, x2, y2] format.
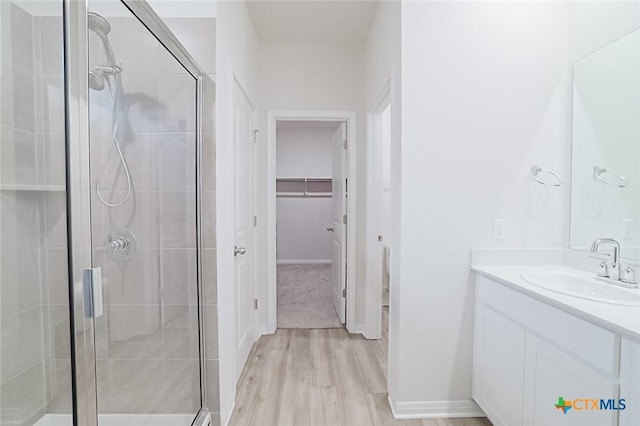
[34, 414, 195, 426]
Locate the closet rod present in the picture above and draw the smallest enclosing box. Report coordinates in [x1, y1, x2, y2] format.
[276, 177, 332, 182]
[276, 177, 332, 198]
[276, 193, 332, 198]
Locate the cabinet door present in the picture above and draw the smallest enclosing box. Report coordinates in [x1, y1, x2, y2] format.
[473, 305, 526, 426]
[523, 334, 618, 426]
[620, 338, 640, 426]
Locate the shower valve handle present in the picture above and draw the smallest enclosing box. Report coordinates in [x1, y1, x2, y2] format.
[106, 229, 137, 262]
[109, 236, 129, 253]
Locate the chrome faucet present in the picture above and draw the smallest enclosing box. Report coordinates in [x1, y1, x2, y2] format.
[591, 238, 620, 280]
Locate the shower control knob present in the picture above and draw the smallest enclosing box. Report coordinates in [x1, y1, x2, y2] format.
[109, 236, 129, 253]
[106, 229, 137, 262]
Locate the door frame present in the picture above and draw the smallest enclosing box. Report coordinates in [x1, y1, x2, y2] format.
[365, 82, 391, 339]
[265, 110, 357, 333]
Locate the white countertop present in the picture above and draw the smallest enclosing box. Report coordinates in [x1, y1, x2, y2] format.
[472, 264, 640, 340]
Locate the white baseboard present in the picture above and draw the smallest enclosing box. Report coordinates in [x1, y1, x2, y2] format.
[389, 393, 486, 419]
[277, 259, 331, 264]
[256, 324, 273, 337]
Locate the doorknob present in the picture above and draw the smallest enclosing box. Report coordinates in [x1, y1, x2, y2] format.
[234, 246, 247, 256]
[327, 227, 334, 232]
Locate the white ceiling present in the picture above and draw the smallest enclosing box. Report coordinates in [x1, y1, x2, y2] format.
[245, 0, 381, 44]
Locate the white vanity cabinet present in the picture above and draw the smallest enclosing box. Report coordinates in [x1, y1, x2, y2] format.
[522, 333, 617, 426]
[473, 275, 631, 426]
[473, 304, 526, 426]
[620, 339, 640, 426]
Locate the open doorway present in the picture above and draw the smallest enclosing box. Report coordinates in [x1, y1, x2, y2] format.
[275, 120, 343, 328]
[266, 111, 357, 334]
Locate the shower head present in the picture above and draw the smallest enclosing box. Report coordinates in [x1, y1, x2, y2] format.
[88, 12, 111, 36]
[88, 12, 122, 91]
[89, 69, 106, 91]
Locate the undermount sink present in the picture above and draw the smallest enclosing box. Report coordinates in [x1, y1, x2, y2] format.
[521, 268, 640, 307]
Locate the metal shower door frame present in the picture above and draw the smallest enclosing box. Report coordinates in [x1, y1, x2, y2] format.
[63, 1, 208, 424]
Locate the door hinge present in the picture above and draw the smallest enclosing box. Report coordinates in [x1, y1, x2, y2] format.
[254, 299, 258, 310]
[343, 214, 347, 225]
[253, 216, 257, 227]
[343, 139, 348, 149]
[342, 288, 347, 298]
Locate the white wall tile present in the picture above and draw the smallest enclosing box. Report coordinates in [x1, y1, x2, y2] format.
[0, 124, 37, 186]
[0, 249, 42, 318]
[0, 191, 42, 253]
[159, 190, 196, 248]
[1, 1, 34, 72]
[158, 132, 195, 191]
[1, 306, 44, 383]
[101, 190, 160, 248]
[161, 248, 196, 305]
[102, 249, 161, 304]
[0, 362, 47, 424]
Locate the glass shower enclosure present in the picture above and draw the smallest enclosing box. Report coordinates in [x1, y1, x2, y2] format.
[1, 0, 210, 425]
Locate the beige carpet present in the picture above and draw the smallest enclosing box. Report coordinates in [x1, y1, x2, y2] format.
[277, 264, 342, 329]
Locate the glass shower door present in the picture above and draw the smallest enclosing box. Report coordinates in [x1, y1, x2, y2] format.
[85, 1, 202, 424]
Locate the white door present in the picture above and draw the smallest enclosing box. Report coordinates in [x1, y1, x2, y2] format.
[331, 123, 347, 323]
[233, 82, 256, 380]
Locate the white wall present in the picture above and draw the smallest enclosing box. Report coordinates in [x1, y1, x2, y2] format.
[276, 123, 336, 262]
[255, 42, 366, 328]
[215, 1, 258, 424]
[393, 0, 639, 414]
[148, 0, 216, 18]
[162, 17, 216, 75]
[276, 124, 335, 178]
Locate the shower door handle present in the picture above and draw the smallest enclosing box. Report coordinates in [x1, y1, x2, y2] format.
[234, 246, 247, 256]
[83, 267, 104, 319]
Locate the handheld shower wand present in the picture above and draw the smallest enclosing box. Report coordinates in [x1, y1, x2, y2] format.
[88, 12, 132, 208]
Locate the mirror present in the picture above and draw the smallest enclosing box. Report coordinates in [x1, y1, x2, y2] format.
[570, 27, 640, 260]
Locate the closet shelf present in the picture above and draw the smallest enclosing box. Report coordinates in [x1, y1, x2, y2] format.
[276, 177, 332, 198]
[0, 184, 66, 192]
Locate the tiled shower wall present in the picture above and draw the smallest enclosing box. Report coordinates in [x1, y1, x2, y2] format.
[1, 1, 71, 424]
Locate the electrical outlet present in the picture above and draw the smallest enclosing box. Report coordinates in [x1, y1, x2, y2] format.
[493, 219, 505, 240]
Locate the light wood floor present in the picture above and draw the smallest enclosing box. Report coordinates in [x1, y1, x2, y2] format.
[229, 308, 491, 426]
